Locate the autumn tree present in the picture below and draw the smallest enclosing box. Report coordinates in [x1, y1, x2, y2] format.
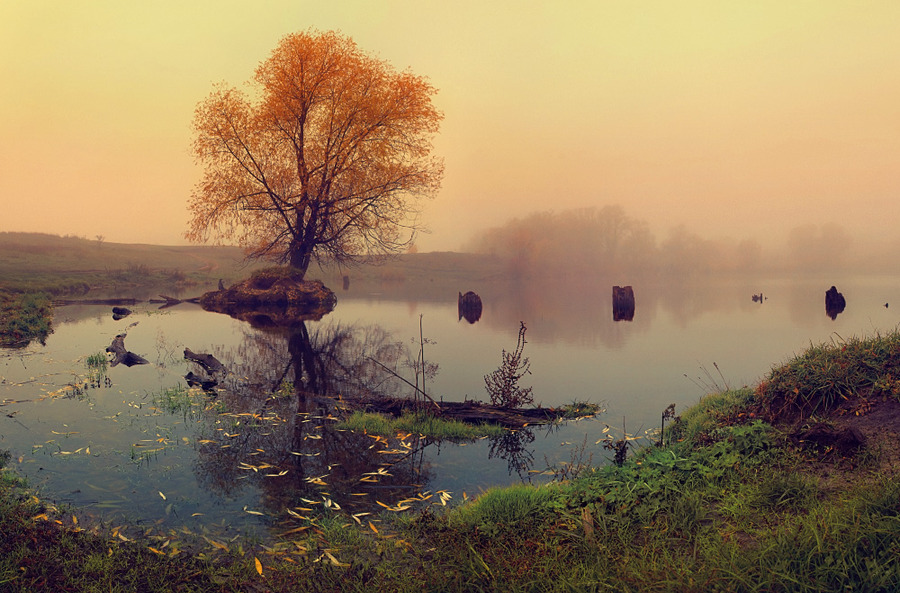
[187, 30, 443, 278]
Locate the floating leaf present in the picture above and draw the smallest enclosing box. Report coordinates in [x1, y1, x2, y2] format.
[254, 557, 263, 575]
[158, 491, 166, 500]
[324, 551, 349, 567]
[205, 537, 228, 551]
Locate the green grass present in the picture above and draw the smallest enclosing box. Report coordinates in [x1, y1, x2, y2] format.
[0, 292, 53, 348]
[151, 385, 208, 418]
[336, 410, 507, 439]
[756, 330, 900, 421]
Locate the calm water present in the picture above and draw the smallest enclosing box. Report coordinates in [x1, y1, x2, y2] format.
[1, 273, 898, 541]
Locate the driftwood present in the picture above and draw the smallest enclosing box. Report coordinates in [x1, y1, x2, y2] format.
[105, 335, 149, 367]
[184, 371, 218, 391]
[184, 348, 226, 391]
[149, 294, 202, 308]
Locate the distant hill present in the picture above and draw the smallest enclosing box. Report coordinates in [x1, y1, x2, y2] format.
[0, 232, 501, 297]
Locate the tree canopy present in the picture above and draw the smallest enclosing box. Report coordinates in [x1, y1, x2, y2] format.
[187, 30, 443, 278]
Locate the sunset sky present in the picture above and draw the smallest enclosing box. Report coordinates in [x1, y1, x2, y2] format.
[1, 1, 898, 253]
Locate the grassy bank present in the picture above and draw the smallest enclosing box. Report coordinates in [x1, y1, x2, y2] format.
[4, 334, 900, 590]
[0, 292, 53, 348]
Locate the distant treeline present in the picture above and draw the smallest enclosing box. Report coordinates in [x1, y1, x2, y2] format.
[466, 205, 889, 278]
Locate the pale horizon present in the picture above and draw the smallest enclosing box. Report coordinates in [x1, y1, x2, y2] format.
[2, 1, 899, 256]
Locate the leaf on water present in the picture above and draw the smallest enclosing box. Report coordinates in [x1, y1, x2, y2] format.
[149, 546, 165, 555]
[32, 513, 49, 521]
[254, 557, 263, 576]
[324, 551, 349, 568]
[205, 537, 228, 551]
[191, 513, 204, 517]
[280, 526, 310, 535]
[368, 521, 378, 534]
[159, 491, 166, 500]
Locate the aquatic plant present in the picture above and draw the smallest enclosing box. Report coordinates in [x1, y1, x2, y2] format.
[484, 321, 533, 408]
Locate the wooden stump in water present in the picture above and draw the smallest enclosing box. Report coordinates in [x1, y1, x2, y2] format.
[458, 290, 483, 323]
[612, 285, 635, 322]
[825, 285, 846, 320]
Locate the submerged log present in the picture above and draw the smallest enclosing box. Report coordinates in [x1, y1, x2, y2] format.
[184, 371, 218, 391]
[105, 335, 149, 367]
[612, 285, 635, 321]
[184, 348, 226, 378]
[825, 285, 846, 320]
[458, 291, 483, 323]
[184, 348, 226, 391]
[54, 298, 139, 306]
[338, 395, 561, 428]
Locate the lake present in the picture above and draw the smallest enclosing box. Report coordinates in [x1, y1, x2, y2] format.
[1, 272, 897, 542]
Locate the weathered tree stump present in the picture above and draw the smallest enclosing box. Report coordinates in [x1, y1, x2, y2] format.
[612, 285, 635, 321]
[105, 335, 149, 367]
[825, 285, 846, 320]
[184, 348, 226, 391]
[458, 291, 483, 323]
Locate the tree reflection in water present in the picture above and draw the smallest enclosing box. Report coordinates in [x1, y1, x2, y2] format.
[190, 320, 435, 517]
[183, 315, 544, 526]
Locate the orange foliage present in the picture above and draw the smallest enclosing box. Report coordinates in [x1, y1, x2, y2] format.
[187, 30, 443, 277]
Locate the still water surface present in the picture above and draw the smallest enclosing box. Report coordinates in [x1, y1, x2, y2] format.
[1, 274, 898, 540]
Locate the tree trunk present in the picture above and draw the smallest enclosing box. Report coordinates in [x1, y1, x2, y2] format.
[289, 241, 310, 279]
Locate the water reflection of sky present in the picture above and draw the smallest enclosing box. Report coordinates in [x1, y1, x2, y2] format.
[3, 274, 900, 542]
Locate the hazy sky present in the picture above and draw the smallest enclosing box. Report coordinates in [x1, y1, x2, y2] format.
[2, 1, 899, 252]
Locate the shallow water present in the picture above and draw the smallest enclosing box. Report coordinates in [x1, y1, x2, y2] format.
[1, 274, 898, 541]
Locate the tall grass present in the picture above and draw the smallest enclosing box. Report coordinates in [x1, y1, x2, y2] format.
[756, 330, 900, 421]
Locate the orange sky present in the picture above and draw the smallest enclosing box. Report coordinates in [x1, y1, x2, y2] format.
[1, 1, 898, 252]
